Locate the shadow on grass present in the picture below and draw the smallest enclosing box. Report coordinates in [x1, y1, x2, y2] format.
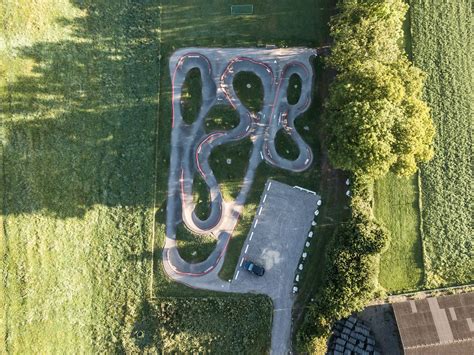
[181, 67, 202, 124]
[130, 300, 161, 351]
[2, 1, 160, 218]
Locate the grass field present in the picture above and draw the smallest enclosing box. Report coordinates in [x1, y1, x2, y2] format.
[0, 0, 272, 353]
[176, 225, 217, 263]
[233, 72, 264, 112]
[181, 68, 202, 124]
[1, 0, 342, 352]
[374, 174, 424, 291]
[288, 74, 302, 104]
[409, 0, 473, 287]
[209, 138, 253, 201]
[205, 105, 240, 132]
[131, 296, 272, 353]
[1, 1, 159, 352]
[275, 129, 301, 160]
[192, 174, 211, 220]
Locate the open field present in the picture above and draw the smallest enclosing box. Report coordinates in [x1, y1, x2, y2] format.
[133, 296, 272, 353]
[1, 1, 159, 353]
[181, 68, 202, 124]
[374, 174, 424, 292]
[192, 174, 211, 219]
[175, 225, 217, 263]
[410, 0, 473, 286]
[0, 1, 273, 353]
[205, 105, 240, 132]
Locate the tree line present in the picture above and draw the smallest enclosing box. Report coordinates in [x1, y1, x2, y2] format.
[297, 0, 435, 353]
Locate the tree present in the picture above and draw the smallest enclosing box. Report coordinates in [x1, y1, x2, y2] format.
[328, 0, 408, 70]
[325, 59, 434, 179]
[324, 0, 435, 179]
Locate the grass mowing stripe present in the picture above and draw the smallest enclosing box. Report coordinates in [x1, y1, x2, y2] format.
[375, 173, 424, 292]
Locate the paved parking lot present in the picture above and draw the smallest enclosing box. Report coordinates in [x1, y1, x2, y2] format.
[229, 179, 320, 354]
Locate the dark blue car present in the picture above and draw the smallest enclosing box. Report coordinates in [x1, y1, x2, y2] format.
[242, 260, 265, 276]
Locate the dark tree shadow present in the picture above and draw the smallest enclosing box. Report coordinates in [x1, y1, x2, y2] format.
[1, 0, 161, 218]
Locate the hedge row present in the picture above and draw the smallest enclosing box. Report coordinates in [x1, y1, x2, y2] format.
[297, 176, 389, 353]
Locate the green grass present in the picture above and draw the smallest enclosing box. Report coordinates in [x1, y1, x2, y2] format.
[233, 71, 264, 112]
[410, 0, 473, 286]
[287, 73, 302, 105]
[0, 0, 338, 353]
[181, 68, 202, 124]
[129, 296, 272, 353]
[205, 105, 241, 133]
[374, 173, 424, 292]
[176, 225, 217, 264]
[1, 1, 159, 353]
[275, 129, 300, 160]
[209, 138, 253, 201]
[192, 174, 211, 220]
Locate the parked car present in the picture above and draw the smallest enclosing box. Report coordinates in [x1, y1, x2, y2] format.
[242, 260, 265, 276]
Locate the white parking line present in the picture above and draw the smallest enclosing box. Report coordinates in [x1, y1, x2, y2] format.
[244, 244, 249, 253]
[249, 232, 254, 241]
[204, 266, 213, 273]
[267, 182, 272, 190]
[254, 219, 258, 228]
[235, 270, 240, 280]
[305, 158, 309, 164]
[240, 258, 244, 267]
[246, 125, 250, 131]
[260, 152, 264, 160]
[258, 206, 263, 215]
[263, 194, 267, 203]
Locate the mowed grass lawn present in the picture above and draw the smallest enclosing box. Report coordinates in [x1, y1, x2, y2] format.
[374, 174, 424, 292]
[411, 0, 473, 287]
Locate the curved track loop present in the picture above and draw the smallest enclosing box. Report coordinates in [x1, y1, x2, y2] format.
[164, 48, 317, 278]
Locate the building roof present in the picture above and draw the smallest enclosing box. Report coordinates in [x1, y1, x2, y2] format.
[392, 292, 474, 355]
